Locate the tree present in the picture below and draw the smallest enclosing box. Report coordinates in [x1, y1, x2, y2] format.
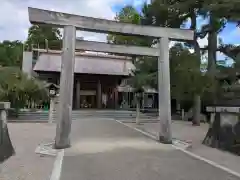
[170, 43, 214, 101]
[147, 0, 240, 125]
[0, 67, 48, 163]
[127, 57, 156, 124]
[107, 5, 153, 124]
[0, 40, 23, 67]
[109, 3, 205, 125]
[110, 1, 240, 126]
[193, 0, 240, 75]
[203, 0, 240, 25]
[0, 67, 48, 114]
[107, 5, 151, 47]
[25, 25, 62, 50]
[218, 44, 240, 62]
[141, 0, 207, 125]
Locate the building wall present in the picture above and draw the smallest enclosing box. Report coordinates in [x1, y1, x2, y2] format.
[22, 52, 33, 77]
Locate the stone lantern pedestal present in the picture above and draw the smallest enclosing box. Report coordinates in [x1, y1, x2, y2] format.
[0, 102, 15, 163]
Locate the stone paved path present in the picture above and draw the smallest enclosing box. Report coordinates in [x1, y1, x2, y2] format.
[59, 119, 240, 180]
[126, 121, 240, 175]
[0, 123, 56, 180]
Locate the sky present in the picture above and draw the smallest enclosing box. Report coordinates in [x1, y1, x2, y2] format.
[0, 0, 239, 63]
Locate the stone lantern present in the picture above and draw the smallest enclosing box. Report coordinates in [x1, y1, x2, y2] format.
[47, 83, 59, 98]
[45, 83, 59, 123]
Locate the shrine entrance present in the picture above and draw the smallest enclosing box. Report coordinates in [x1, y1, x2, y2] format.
[28, 7, 193, 148]
[79, 90, 96, 109]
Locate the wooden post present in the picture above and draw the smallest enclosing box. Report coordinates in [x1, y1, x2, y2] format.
[142, 92, 145, 110]
[76, 80, 81, 109]
[48, 98, 55, 123]
[97, 80, 102, 109]
[114, 86, 119, 109]
[181, 109, 185, 120]
[55, 25, 76, 149]
[158, 37, 172, 144]
[136, 100, 140, 125]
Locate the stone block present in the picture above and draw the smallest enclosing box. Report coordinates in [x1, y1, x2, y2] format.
[0, 102, 10, 110]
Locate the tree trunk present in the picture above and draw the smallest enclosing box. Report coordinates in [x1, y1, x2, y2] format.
[207, 14, 218, 104]
[190, 11, 202, 126]
[192, 94, 201, 126]
[202, 113, 221, 147]
[207, 15, 217, 74]
[136, 100, 140, 125]
[0, 110, 15, 163]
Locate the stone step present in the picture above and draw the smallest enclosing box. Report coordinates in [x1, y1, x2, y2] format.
[11, 110, 155, 121]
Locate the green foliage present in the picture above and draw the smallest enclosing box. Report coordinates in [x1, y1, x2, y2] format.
[127, 57, 157, 91]
[203, 0, 240, 22]
[0, 23, 63, 113]
[107, 5, 152, 47]
[142, 0, 189, 28]
[170, 44, 214, 100]
[25, 25, 62, 50]
[213, 64, 240, 100]
[128, 43, 214, 100]
[0, 41, 23, 67]
[0, 67, 48, 111]
[107, 5, 155, 92]
[147, 0, 240, 99]
[109, 1, 239, 104]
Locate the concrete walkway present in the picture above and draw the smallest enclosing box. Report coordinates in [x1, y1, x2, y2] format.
[58, 119, 239, 180]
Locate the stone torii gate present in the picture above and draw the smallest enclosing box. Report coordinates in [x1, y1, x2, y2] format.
[28, 7, 194, 149]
